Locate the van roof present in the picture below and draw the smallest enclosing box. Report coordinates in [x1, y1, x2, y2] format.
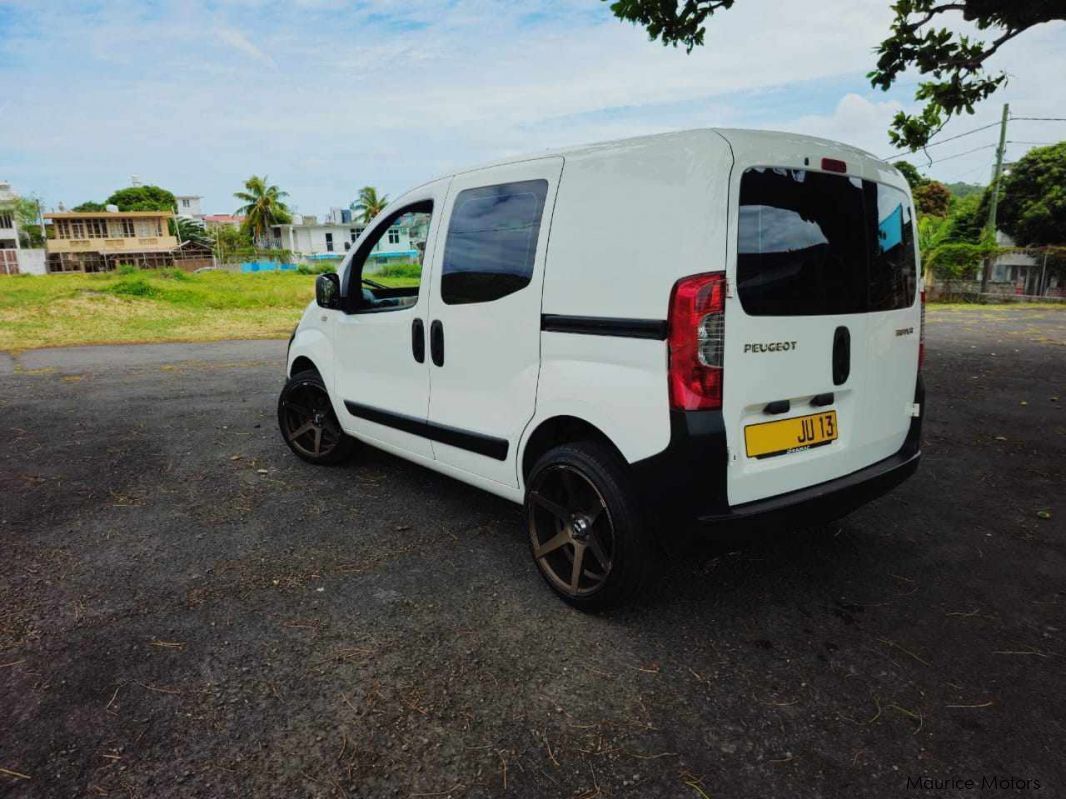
[450, 127, 886, 176]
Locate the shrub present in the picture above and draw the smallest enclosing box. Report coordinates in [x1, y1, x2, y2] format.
[296, 262, 336, 275]
[158, 267, 190, 281]
[373, 261, 422, 279]
[116, 263, 140, 275]
[108, 276, 158, 298]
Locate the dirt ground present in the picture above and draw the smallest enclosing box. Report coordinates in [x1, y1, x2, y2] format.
[1, 307, 1063, 798]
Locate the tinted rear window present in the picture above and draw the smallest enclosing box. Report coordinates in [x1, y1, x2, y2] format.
[737, 168, 916, 316]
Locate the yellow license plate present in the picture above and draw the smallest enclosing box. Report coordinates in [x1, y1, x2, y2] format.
[744, 411, 838, 459]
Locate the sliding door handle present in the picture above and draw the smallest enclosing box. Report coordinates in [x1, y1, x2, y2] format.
[411, 318, 425, 363]
[430, 320, 444, 367]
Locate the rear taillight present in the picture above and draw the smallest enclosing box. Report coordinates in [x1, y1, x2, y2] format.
[918, 288, 926, 370]
[668, 272, 726, 411]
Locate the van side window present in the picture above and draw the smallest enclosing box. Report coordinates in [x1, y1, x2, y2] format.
[440, 179, 548, 305]
[344, 201, 432, 313]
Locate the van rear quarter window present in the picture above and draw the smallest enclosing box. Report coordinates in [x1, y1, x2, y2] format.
[737, 168, 916, 316]
[441, 179, 548, 305]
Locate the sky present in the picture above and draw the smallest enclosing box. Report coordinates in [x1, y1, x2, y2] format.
[2, 0, 1064, 217]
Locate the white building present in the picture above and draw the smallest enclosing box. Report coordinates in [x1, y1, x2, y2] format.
[0, 180, 46, 275]
[271, 216, 422, 266]
[175, 195, 204, 218]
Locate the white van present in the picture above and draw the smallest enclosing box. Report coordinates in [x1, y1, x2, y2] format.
[279, 128, 924, 609]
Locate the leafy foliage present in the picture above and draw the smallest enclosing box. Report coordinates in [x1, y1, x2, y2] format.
[995, 141, 1066, 246]
[234, 176, 292, 243]
[73, 201, 107, 212]
[604, 0, 1064, 148]
[893, 160, 928, 190]
[351, 186, 390, 224]
[172, 216, 213, 246]
[913, 181, 952, 217]
[106, 186, 177, 212]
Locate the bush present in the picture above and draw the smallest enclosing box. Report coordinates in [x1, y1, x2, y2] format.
[116, 263, 140, 275]
[296, 262, 337, 275]
[373, 261, 422, 279]
[108, 276, 158, 298]
[159, 267, 190, 281]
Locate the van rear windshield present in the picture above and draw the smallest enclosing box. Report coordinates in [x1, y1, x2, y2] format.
[737, 167, 916, 316]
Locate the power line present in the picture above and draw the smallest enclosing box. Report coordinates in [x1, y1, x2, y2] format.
[923, 142, 997, 166]
[878, 114, 1065, 161]
[879, 121, 1001, 160]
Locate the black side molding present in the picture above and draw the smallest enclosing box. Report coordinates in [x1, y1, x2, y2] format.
[344, 401, 509, 461]
[541, 314, 668, 340]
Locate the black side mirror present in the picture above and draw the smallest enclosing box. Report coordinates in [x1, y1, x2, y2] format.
[315, 272, 340, 309]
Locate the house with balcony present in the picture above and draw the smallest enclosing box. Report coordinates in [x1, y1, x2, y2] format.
[44, 210, 178, 272]
[1, 180, 22, 274]
[270, 215, 423, 267]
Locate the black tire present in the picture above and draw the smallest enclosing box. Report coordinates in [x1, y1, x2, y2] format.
[525, 441, 656, 610]
[277, 369, 356, 465]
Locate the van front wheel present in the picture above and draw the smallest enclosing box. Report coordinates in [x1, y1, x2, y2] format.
[525, 442, 654, 610]
[277, 370, 356, 465]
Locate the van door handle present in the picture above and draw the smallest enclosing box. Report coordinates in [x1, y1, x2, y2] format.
[411, 318, 425, 363]
[832, 327, 850, 386]
[430, 320, 444, 367]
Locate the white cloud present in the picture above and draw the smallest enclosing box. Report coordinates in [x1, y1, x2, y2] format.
[1, 0, 1063, 211]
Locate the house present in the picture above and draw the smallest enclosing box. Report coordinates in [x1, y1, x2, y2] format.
[0, 180, 20, 275]
[270, 215, 422, 266]
[44, 209, 179, 272]
[989, 232, 1055, 296]
[175, 195, 204, 218]
[0, 180, 47, 275]
[203, 214, 245, 230]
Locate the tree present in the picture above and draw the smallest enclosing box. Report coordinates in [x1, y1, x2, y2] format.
[604, 0, 1065, 149]
[948, 192, 985, 243]
[106, 185, 177, 212]
[234, 175, 292, 244]
[893, 160, 928, 191]
[913, 180, 952, 217]
[351, 186, 389, 224]
[172, 216, 213, 246]
[12, 196, 46, 247]
[73, 201, 107, 212]
[995, 141, 1066, 246]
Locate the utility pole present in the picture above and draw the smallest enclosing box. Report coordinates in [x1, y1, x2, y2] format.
[980, 102, 1009, 293]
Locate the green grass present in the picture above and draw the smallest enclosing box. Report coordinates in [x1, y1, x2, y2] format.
[0, 269, 418, 352]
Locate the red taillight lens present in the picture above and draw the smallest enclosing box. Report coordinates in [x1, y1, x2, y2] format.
[668, 272, 726, 411]
[918, 288, 926, 370]
[821, 157, 847, 173]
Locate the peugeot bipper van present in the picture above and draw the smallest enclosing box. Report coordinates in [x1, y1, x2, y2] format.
[279, 129, 924, 609]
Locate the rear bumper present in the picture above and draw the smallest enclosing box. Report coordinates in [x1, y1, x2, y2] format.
[631, 375, 924, 540]
[695, 442, 919, 534]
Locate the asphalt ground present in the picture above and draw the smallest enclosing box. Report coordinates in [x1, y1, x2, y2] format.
[1, 307, 1063, 798]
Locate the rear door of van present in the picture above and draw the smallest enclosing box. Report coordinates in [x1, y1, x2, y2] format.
[719, 139, 920, 506]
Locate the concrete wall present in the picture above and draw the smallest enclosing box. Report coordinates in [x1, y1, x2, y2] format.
[17, 248, 46, 275]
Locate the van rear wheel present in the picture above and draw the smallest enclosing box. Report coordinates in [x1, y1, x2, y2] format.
[278, 370, 356, 465]
[525, 441, 654, 610]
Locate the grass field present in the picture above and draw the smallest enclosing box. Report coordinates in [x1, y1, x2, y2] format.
[1, 270, 1061, 353]
[0, 269, 417, 352]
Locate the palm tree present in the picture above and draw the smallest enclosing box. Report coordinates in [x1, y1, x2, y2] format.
[351, 186, 389, 223]
[234, 175, 292, 245]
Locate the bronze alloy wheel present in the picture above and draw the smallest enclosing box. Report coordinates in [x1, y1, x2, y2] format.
[527, 464, 615, 597]
[280, 380, 345, 459]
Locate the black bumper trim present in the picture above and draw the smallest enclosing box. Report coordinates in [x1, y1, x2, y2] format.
[696, 446, 920, 533]
[630, 375, 924, 542]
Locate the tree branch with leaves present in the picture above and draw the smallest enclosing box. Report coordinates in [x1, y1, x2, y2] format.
[605, 0, 1065, 149]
